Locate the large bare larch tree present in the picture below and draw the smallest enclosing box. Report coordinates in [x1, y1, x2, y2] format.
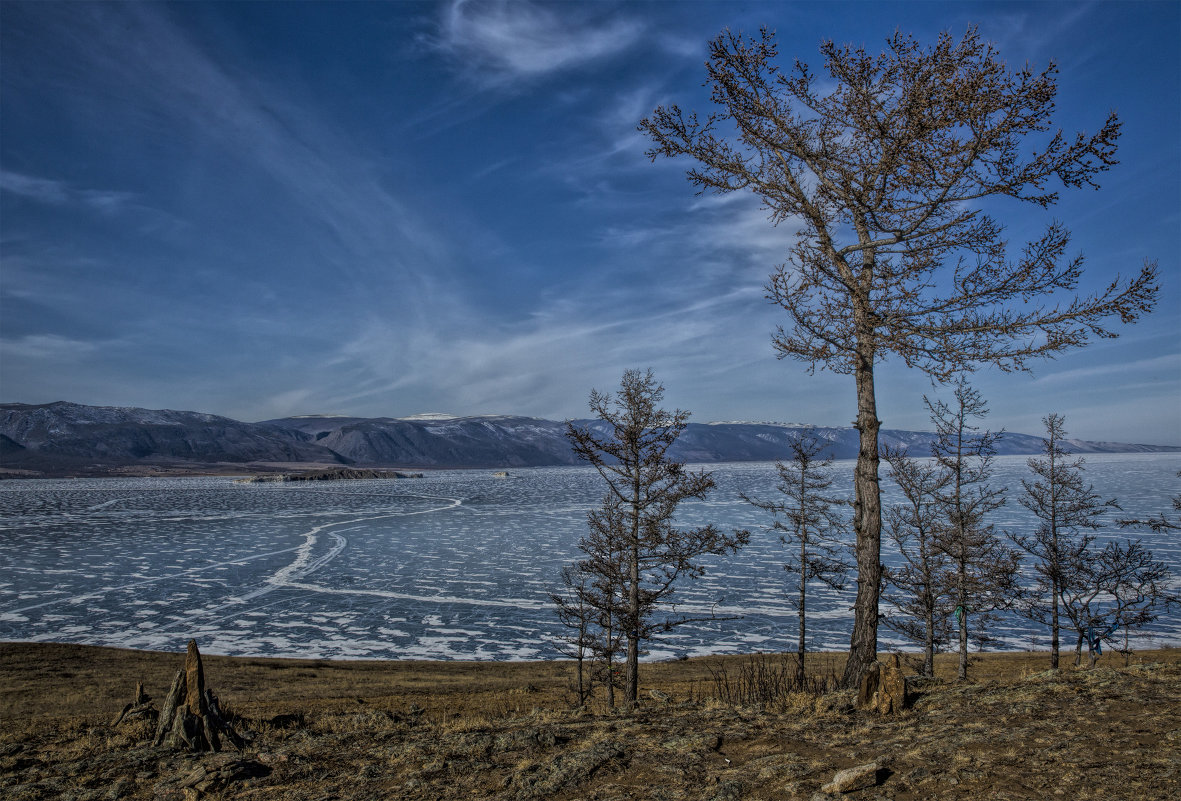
[642, 27, 1158, 686]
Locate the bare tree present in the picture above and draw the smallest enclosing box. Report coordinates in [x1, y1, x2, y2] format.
[551, 565, 594, 705]
[1012, 414, 1118, 669]
[1059, 540, 1174, 667]
[928, 379, 1020, 679]
[566, 369, 748, 709]
[741, 432, 850, 685]
[642, 27, 1158, 687]
[1099, 541, 1176, 666]
[551, 564, 616, 706]
[1110, 477, 1181, 663]
[556, 512, 631, 708]
[881, 446, 951, 677]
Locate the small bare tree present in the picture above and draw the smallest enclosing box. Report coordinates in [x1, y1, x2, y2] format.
[566, 369, 748, 709]
[551, 566, 591, 703]
[1099, 541, 1176, 666]
[741, 432, 850, 685]
[642, 26, 1158, 687]
[551, 564, 616, 707]
[1110, 479, 1181, 663]
[1012, 414, 1118, 669]
[881, 446, 951, 677]
[928, 379, 1020, 679]
[1059, 540, 1174, 667]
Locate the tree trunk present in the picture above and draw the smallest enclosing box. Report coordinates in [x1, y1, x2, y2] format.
[797, 550, 806, 687]
[153, 671, 185, 747]
[625, 466, 642, 709]
[1049, 435, 1060, 671]
[626, 543, 640, 709]
[842, 349, 882, 689]
[1051, 582, 1060, 670]
[576, 650, 585, 705]
[923, 599, 935, 678]
[958, 568, 969, 680]
[958, 608, 969, 679]
[605, 615, 616, 710]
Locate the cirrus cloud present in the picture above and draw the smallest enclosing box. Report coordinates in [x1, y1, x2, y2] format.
[433, 0, 645, 86]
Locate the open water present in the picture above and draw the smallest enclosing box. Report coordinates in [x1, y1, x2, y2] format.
[0, 453, 1177, 660]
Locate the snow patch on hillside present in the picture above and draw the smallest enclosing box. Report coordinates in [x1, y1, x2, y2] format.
[706, 420, 816, 428]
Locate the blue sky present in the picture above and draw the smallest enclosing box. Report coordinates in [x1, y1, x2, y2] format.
[1, 1, 1177, 444]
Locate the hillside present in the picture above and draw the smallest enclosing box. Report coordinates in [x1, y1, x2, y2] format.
[1, 401, 1177, 477]
[1, 643, 1178, 800]
[0, 402, 345, 476]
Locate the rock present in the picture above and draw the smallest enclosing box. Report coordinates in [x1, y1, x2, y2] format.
[821, 761, 883, 794]
[905, 766, 931, 782]
[267, 468, 413, 482]
[857, 655, 909, 714]
[708, 779, 744, 800]
[105, 778, 133, 800]
[210, 760, 271, 789]
[179, 766, 208, 788]
[880, 654, 908, 713]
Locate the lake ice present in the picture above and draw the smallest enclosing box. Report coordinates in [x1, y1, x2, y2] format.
[1, 453, 1177, 660]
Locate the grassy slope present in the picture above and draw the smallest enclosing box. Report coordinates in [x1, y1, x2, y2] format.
[2, 643, 1179, 800]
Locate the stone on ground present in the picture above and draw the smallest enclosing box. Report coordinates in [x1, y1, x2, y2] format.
[820, 761, 882, 794]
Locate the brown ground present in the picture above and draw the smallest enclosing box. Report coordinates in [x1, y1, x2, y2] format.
[2, 642, 1178, 800]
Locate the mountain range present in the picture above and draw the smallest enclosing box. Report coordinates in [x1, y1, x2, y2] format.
[1, 401, 1176, 477]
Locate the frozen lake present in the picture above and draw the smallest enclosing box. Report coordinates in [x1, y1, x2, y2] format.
[1, 453, 1177, 660]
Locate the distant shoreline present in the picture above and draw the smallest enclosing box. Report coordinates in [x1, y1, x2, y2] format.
[2, 448, 1179, 480]
[4, 400, 1178, 479]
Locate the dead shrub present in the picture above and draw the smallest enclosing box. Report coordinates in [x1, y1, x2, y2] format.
[704, 654, 838, 709]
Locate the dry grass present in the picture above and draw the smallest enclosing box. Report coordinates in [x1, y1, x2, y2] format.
[2, 642, 1179, 800]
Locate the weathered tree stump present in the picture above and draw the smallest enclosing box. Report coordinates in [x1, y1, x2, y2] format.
[856, 653, 910, 715]
[111, 681, 159, 727]
[152, 639, 244, 752]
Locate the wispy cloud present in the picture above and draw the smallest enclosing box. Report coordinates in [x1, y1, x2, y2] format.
[0, 170, 133, 213]
[1030, 353, 1181, 386]
[299, 267, 783, 422]
[0, 333, 99, 362]
[10, 4, 461, 324]
[433, 0, 644, 86]
[599, 193, 801, 282]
